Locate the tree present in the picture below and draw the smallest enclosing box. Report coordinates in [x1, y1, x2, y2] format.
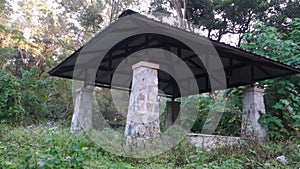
[105, 0, 140, 24]
[185, 0, 217, 36]
[57, 0, 140, 45]
[213, 0, 269, 45]
[241, 19, 300, 139]
[0, 0, 77, 123]
[263, 0, 300, 34]
[149, 0, 298, 45]
[0, 0, 71, 75]
[148, 1, 300, 137]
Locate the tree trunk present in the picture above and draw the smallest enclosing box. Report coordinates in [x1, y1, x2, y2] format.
[109, 0, 115, 24]
[174, 0, 186, 29]
[208, 29, 212, 39]
[15, 48, 23, 78]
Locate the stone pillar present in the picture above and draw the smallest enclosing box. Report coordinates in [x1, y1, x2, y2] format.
[71, 87, 94, 133]
[241, 87, 267, 140]
[125, 61, 160, 142]
[165, 101, 180, 127]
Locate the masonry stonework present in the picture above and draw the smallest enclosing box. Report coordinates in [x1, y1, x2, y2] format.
[241, 87, 268, 140]
[188, 133, 246, 149]
[71, 87, 94, 133]
[125, 61, 161, 143]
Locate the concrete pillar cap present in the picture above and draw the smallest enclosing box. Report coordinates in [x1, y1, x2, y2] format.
[243, 87, 264, 93]
[132, 61, 159, 70]
[76, 87, 94, 93]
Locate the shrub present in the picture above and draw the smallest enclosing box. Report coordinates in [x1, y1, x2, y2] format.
[1, 124, 299, 168]
[0, 70, 24, 124]
[0, 67, 64, 125]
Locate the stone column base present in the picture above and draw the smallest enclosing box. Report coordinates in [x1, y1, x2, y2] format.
[71, 87, 94, 133]
[125, 61, 161, 144]
[241, 87, 267, 140]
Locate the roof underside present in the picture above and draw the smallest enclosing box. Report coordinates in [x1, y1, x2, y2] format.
[49, 12, 300, 98]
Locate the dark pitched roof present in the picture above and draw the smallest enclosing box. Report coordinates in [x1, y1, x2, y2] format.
[118, 9, 138, 18]
[49, 11, 300, 98]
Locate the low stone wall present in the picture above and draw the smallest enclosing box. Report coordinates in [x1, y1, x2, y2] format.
[187, 133, 248, 149]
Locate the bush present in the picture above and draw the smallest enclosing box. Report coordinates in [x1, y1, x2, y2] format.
[0, 124, 299, 168]
[0, 70, 24, 123]
[242, 20, 300, 140]
[191, 89, 243, 137]
[0, 67, 65, 125]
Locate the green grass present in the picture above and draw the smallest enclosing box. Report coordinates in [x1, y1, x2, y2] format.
[0, 123, 299, 169]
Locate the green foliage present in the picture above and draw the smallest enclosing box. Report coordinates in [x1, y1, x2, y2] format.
[0, 0, 11, 20]
[0, 70, 24, 123]
[0, 67, 65, 125]
[191, 95, 211, 133]
[94, 88, 127, 129]
[191, 89, 243, 136]
[265, 0, 300, 34]
[215, 88, 243, 136]
[149, 0, 273, 42]
[79, 5, 103, 33]
[213, 0, 269, 39]
[149, 0, 172, 16]
[19, 67, 55, 121]
[242, 19, 300, 140]
[0, 125, 101, 168]
[259, 113, 288, 140]
[186, 0, 215, 29]
[0, 124, 299, 168]
[242, 22, 300, 67]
